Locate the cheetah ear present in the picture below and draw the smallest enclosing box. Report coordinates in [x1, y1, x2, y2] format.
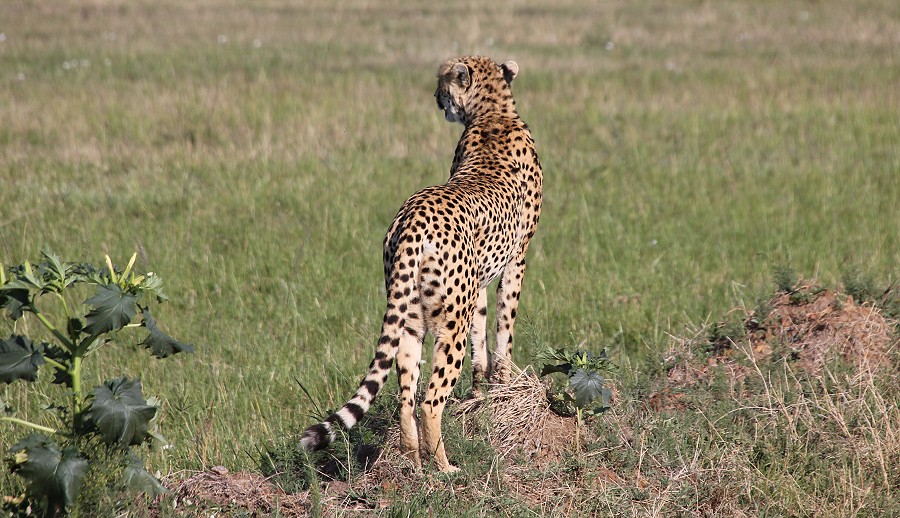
[453, 63, 471, 88]
[500, 61, 519, 84]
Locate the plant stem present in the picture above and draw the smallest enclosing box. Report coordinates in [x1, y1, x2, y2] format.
[71, 355, 83, 416]
[1, 416, 58, 435]
[575, 407, 582, 452]
[44, 356, 68, 372]
[54, 292, 71, 319]
[32, 309, 75, 352]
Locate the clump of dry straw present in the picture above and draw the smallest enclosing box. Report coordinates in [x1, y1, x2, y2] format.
[454, 362, 578, 463]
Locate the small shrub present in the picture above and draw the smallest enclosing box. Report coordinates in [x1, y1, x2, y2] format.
[838, 266, 900, 323]
[841, 265, 877, 304]
[535, 346, 615, 418]
[707, 312, 747, 354]
[772, 263, 798, 293]
[0, 250, 192, 516]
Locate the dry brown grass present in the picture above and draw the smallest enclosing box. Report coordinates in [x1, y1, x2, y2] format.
[166, 290, 899, 516]
[630, 280, 900, 515]
[453, 364, 578, 464]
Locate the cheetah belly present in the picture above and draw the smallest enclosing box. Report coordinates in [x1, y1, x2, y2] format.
[477, 233, 517, 287]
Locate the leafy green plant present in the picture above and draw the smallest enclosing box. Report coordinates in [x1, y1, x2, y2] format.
[841, 265, 877, 304]
[535, 346, 615, 446]
[0, 250, 192, 516]
[707, 312, 748, 354]
[772, 264, 798, 293]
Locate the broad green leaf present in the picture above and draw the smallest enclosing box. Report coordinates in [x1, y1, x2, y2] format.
[0, 335, 45, 384]
[39, 249, 78, 292]
[534, 346, 572, 365]
[84, 284, 137, 335]
[84, 377, 157, 447]
[8, 434, 89, 509]
[569, 368, 607, 408]
[139, 272, 169, 303]
[140, 309, 194, 358]
[122, 453, 170, 496]
[539, 363, 572, 377]
[0, 287, 29, 319]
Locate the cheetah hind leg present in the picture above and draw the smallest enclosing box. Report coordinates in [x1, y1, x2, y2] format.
[420, 332, 468, 473]
[469, 288, 490, 397]
[396, 328, 423, 467]
[420, 305, 473, 472]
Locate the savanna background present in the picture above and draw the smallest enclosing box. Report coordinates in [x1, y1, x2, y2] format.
[1, 0, 898, 515]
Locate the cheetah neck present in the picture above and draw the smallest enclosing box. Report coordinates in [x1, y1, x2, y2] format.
[464, 103, 519, 126]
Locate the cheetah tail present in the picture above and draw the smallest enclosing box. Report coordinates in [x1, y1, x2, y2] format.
[299, 329, 402, 451]
[299, 245, 422, 452]
[299, 325, 401, 451]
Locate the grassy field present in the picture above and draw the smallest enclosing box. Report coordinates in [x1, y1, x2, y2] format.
[1, 0, 899, 515]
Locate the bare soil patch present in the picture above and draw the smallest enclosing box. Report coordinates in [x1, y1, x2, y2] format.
[168, 466, 310, 517]
[747, 283, 893, 374]
[663, 281, 897, 396]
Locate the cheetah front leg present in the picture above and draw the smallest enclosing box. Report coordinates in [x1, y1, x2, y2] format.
[469, 288, 489, 397]
[492, 251, 528, 383]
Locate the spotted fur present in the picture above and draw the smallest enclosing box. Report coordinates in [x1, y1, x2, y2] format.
[300, 56, 543, 472]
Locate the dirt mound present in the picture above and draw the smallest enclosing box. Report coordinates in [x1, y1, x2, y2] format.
[664, 281, 897, 396]
[748, 283, 893, 374]
[168, 466, 310, 517]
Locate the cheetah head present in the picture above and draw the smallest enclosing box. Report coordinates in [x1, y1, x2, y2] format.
[434, 56, 519, 124]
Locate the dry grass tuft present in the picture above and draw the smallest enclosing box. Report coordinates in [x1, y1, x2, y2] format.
[454, 363, 579, 465]
[293, 365, 585, 513]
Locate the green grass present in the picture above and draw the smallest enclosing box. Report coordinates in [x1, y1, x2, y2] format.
[1, 0, 898, 514]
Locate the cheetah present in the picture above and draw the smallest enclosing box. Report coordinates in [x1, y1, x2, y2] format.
[301, 56, 542, 472]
